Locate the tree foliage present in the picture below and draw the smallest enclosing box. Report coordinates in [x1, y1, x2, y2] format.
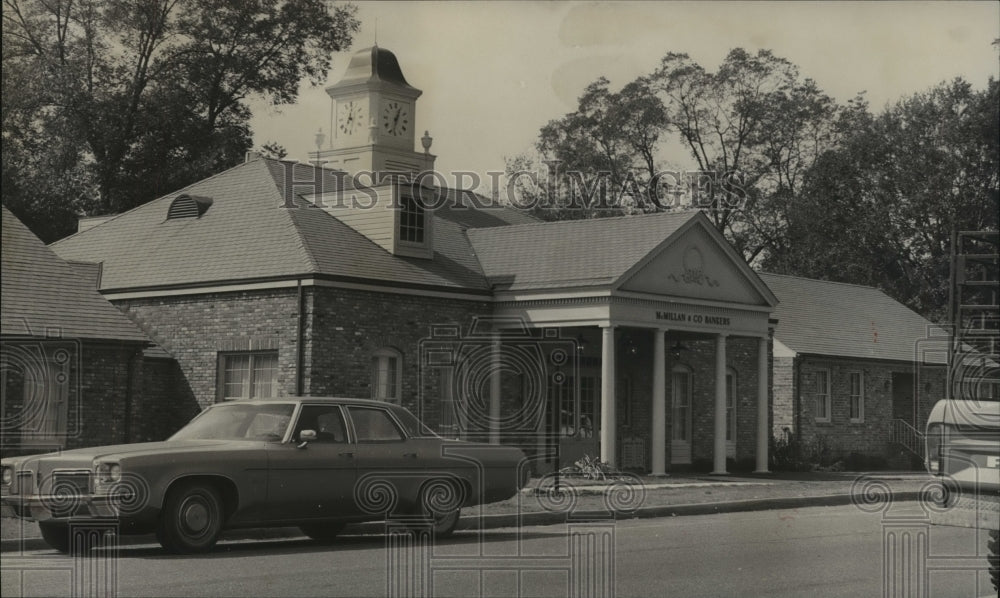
[512, 46, 998, 320]
[765, 78, 999, 320]
[2, 0, 359, 241]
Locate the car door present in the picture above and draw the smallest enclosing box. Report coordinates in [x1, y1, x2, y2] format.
[266, 404, 356, 522]
[346, 405, 426, 512]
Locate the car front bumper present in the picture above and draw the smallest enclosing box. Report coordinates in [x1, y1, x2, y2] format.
[2, 494, 125, 522]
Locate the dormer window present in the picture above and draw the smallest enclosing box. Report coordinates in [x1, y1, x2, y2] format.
[399, 194, 425, 243]
[167, 194, 212, 219]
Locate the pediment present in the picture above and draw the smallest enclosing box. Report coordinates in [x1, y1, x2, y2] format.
[617, 219, 774, 307]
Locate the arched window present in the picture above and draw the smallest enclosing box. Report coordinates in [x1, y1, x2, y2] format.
[371, 348, 402, 403]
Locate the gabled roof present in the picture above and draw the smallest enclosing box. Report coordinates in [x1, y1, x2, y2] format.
[467, 211, 700, 291]
[51, 158, 537, 294]
[760, 273, 947, 364]
[1, 207, 149, 343]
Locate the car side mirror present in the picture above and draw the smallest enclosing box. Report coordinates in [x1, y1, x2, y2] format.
[297, 429, 317, 449]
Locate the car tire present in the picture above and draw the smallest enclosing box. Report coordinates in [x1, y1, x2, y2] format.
[39, 521, 70, 554]
[156, 482, 223, 554]
[414, 480, 462, 538]
[299, 522, 346, 543]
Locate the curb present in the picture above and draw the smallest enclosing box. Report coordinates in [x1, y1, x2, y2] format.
[0, 492, 919, 553]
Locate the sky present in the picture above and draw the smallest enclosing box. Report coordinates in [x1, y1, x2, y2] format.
[249, 1, 1000, 187]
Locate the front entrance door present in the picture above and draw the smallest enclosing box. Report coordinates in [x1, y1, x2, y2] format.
[892, 373, 915, 424]
[670, 365, 692, 464]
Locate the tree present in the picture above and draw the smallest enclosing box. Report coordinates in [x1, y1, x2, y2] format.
[2, 0, 359, 242]
[649, 49, 841, 261]
[516, 48, 842, 258]
[768, 78, 999, 320]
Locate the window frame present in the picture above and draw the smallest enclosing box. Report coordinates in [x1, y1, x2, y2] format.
[848, 370, 865, 423]
[347, 406, 407, 443]
[216, 350, 279, 402]
[370, 347, 403, 403]
[814, 368, 832, 423]
[397, 193, 425, 245]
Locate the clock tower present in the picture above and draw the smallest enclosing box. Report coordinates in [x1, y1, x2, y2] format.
[317, 45, 435, 176]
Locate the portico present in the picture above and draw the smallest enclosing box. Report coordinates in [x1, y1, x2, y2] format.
[469, 211, 778, 474]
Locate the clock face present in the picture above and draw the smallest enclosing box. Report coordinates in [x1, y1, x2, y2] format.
[381, 101, 409, 136]
[338, 101, 364, 135]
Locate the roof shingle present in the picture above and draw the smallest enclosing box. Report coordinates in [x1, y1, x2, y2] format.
[761, 273, 946, 364]
[1, 207, 150, 343]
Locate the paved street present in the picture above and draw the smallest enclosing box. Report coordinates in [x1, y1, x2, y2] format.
[1, 505, 994, 598]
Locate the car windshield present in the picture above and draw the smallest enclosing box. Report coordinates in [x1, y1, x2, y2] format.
[170, 403, 295, 441]
[392, 406, 440, 438]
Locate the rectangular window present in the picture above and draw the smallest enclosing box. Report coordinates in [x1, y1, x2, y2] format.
[849, 371, 864, 423]
[726, 373, 736, 442]
[348, 407, 405, 442]
[399, 194, 425, 243]
[219, 351, 278, 400]
[814, 369, 831, 422]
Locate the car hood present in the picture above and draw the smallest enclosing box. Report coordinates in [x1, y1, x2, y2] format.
[3, 440, 256, 469]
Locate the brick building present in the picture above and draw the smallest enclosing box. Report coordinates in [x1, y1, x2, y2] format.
[762, 274, 947, 467]
[0, 208, 158, 456]
[35, 45, 946, 472]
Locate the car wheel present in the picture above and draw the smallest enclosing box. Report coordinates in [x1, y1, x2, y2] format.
[299, 522, 346, 543]
[415, 480, 462, 538]
[39, 521, 70, 554]
[157, 482, 223, 554]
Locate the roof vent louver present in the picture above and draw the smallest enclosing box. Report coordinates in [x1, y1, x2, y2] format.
[167, 194, 213, 219]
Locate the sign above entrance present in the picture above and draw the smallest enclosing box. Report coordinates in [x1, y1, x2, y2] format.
[655, 310, 731, 327]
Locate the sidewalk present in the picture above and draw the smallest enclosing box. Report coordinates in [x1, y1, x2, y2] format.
[1, 471, 932, 552]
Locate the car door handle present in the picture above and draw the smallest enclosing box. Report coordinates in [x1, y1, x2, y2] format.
[403, 452, 417, 459]
[338, 452, 354, 458]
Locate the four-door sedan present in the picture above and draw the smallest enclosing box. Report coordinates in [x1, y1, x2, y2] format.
[1, 398, 529, 554]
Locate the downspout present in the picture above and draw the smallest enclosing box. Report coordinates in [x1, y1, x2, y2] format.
[296, 280, 305, 396]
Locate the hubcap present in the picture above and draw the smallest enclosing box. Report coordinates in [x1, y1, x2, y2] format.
[181, 499, 210, 534]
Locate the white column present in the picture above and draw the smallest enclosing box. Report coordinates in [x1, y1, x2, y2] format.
[755, 336, 770, 473]
[490, 334, 501, 445]
[600, 325, 616, 465]
[651, 328, 667, 475]
[713, 333, 728, 474]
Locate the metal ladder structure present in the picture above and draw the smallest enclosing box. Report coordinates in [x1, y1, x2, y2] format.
[946, 230, 999, 402]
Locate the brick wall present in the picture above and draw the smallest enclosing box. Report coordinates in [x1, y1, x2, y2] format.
[133, 357, 199, 442]
[307, 285, 491, 427]
[1, 340, 145, 456]
[773, 355, 795, 437]
[116, 289, 305, 409]
[795, 356, 946, 462]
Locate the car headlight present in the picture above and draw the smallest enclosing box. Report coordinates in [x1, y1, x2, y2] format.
[96, 462, 122, 483]
[1, 466, 12, 486]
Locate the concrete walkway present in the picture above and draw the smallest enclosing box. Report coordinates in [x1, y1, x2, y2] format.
[1, 471, 933, 552]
